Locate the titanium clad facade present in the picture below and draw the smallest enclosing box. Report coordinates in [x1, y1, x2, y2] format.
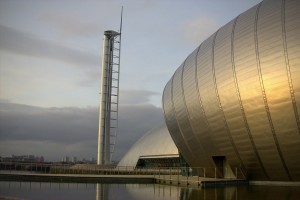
[162, 0, 300, 181]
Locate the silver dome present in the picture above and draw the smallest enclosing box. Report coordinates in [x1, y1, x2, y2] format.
[117, 124, 178, 167]
[163, 0, 300, 181]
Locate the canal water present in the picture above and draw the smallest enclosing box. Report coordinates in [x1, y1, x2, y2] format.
[0, 181, 299, 200]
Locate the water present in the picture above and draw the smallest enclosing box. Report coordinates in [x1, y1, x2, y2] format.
[0, 181, 299, 200]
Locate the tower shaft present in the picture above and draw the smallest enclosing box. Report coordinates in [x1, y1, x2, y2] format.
[97, 30, 120, 165]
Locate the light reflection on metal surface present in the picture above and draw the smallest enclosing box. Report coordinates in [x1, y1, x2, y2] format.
[162, 0, 300, 181]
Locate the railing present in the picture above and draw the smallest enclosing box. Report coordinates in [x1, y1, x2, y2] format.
[0, 162, 247, 179]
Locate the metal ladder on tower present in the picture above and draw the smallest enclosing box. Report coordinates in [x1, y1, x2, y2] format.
[109, 22, 122, 163]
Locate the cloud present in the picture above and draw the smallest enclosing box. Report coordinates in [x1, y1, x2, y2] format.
[0, 24, 100, 69]
[40, 13, 102, 39]
[0, 103, 98, 143]
[182, 16, 219, 46]
[115, 103, 164, 160]
[0, 101, 163, 162]
[119, 90, 160, 104]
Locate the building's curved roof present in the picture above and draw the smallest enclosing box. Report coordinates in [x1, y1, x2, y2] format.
[117, 124, 178, 167]
[162, 0, 300, 181]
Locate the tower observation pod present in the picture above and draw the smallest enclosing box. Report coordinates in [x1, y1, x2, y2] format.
[97, 30, 121, 165]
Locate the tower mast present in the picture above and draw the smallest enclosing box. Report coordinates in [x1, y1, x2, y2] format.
[97, 8, 123, 165]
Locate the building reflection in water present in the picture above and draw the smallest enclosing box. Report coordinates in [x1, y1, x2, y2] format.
[182, 185, 300, 200]
[125, 184, 300, 200]
[1, 182, 300, 200]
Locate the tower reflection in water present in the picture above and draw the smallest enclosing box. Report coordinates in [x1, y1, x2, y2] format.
[95, 183, 108, 200]
[1, 182, 299, 200]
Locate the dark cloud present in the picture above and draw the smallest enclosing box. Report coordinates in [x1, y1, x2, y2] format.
[116, 104, 164, 160]
[0, 24, 100, 69]
[0, 101, 163, 162]
[0, 103, 97, 143]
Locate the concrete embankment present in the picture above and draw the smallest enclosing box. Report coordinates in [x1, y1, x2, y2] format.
[0, 172, 249, 187]
[155, 175, 248, 187]
[0, 173, 155, 184]
[2, 173, 299, 187]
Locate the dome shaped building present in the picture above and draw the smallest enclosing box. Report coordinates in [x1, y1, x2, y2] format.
[162, 0, 300, 181]
[117, 124, 178, 168]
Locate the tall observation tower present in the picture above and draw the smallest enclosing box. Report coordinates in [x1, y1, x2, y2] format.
[97, 12, 122, 165]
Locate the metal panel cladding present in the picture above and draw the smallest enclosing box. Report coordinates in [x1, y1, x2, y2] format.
[162, 0, 300, 181]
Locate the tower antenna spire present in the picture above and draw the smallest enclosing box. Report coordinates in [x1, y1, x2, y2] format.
[119, 6, 123, 35]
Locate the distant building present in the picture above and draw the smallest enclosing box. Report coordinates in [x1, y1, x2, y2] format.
[72, 156, 77, 163]
[61, 156, 70, 163]
[1, 155, 44, 163]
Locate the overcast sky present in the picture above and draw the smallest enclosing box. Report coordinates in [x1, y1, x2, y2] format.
[0, 0, 261, 162]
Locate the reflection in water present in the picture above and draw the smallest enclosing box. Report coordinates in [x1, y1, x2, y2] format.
[96, 183, 108, 200]
[0, 181, 299, 200]
[183, 186, 300, 200]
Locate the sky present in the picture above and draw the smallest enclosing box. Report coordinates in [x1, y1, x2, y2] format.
[0, 0, 262, 162]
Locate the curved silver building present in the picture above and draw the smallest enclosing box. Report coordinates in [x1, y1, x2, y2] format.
[162, 0, 300, 181]
[117, 125, 178, 167]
